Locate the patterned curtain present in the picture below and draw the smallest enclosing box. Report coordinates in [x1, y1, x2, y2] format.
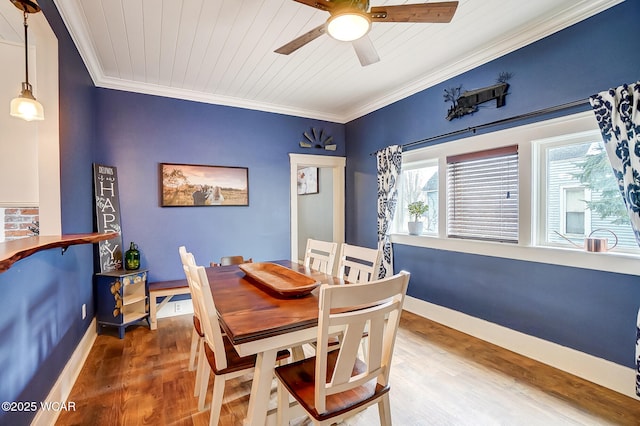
[589, 81, 640, 397]
[376, 145, 402, 278]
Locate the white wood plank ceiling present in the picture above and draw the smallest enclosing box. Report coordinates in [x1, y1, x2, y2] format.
[1, 0, 623, 123]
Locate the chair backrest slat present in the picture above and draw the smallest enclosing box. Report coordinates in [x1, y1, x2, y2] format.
[314, 271, 410, 413]
[303, 238, 338, 275]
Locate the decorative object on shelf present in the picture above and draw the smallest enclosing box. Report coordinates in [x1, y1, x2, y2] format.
[444, 72, 512, 121]
[9, 0, 44, 121]
[299, 127, 336, 151]
[274, 1, 458, 67]
[407, 200, 429, 235]
[125, 242, 141, 270]
[160, 163, 249, 207]
[297, 167, 318, 195]
[93, 164, 124, 272]
[553, 229, 618, 253]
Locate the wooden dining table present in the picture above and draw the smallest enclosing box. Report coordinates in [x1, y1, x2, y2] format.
[205, 259, 345, 425]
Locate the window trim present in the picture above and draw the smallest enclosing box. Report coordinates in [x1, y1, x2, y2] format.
[392, 111, 640, 277]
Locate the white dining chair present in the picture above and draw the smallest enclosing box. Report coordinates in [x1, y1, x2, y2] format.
[303, 238, 338, 275]
[275, 271, 410, 426]
[336, 243, 383, 357]
[188, 263, 291, 425]
[307, 243, 383, 357]
[178, 246, 205, 400]
[293, 238, 340, 360]
[336, 243, 382, 284]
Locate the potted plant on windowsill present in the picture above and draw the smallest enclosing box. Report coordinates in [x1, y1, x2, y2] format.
[407, 201, 429, 235]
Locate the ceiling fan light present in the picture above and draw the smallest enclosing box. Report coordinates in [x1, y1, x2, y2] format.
[10, 82, 44, 121]
[327, 12, 371, 42]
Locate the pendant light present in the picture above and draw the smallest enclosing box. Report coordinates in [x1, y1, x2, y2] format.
[9, 0, 44, 122]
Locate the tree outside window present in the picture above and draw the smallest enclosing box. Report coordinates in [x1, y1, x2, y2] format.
[545, 139, 636, 249]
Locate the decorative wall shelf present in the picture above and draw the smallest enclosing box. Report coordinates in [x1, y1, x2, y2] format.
[0, 233, 118, 273]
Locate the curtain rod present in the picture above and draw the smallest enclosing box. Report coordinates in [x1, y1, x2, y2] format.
[370, 98, 590, 156]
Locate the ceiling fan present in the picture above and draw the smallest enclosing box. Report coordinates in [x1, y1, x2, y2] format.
[275, 0, 459, 66]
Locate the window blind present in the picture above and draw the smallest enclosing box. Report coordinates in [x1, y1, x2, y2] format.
[447, 145, 519, 243]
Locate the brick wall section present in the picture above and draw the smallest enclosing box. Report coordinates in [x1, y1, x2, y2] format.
[4, 207, 39, 240]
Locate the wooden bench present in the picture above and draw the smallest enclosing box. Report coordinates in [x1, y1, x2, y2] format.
[148, 278, 190, 330]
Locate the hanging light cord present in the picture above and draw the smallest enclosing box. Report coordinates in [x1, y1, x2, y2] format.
[22, 11, 29, 86]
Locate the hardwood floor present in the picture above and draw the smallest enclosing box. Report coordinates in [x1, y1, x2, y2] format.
[56, 311, 640, 425]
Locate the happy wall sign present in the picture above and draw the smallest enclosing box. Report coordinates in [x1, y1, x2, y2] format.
[93, 163, 124, 272]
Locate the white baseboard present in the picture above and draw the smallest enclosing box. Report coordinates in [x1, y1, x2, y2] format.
[31, 318, 98, 426]
[156, 299, 193, 319]
[404, 296, 639, 400]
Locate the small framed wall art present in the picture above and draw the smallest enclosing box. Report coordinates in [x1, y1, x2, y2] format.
[297, 166, 318, 195]
[160, 163, 249, 206]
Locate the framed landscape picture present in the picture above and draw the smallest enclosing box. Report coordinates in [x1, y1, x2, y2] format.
[297, 167, 318, 195]
[160, 163, 249, 206]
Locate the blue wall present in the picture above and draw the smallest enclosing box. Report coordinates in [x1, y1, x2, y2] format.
[94, 89, 345, 282]
[345, 0, 640, 368]
[0, 1, 97, 424]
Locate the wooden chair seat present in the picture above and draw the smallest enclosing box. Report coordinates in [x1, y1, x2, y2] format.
[275, 350, 389, 422]
[204, 337, 290, 375]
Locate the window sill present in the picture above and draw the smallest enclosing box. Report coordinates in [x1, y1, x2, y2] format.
[0, 233, 118, 274]
[391, 233, 640, 276]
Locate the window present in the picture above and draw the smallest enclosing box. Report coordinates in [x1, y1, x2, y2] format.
[539, 135, 638, 251]
[390, 112, 639, 276]
[394, 162, 438, 235]
[447, 146, 519, 243]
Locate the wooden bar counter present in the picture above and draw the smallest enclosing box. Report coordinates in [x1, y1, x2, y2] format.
[0, 233, 117, 273]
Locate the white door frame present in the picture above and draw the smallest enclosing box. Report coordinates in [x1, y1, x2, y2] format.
[290, 153, 346, 262]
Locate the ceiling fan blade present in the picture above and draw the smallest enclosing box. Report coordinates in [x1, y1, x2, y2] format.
[352, 35, 380, 67]
[292, 0, 336, 12]
[275, 24, 326, 55]
[370, 1, 459, 23]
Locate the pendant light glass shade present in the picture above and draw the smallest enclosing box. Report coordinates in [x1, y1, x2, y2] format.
[326, 11, 371, 42]
[11, 82, 44, 121]
[9, 0, 44, 121]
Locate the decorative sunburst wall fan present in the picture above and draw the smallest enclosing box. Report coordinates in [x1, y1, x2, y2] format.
[299, 127, 336, 150]
[275, 0, 459, 66]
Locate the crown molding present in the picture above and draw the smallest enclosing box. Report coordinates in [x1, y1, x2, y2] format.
[93, 75, 345, 123]
[53, 0, 623, 125]
[341, 0, 624, 123]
